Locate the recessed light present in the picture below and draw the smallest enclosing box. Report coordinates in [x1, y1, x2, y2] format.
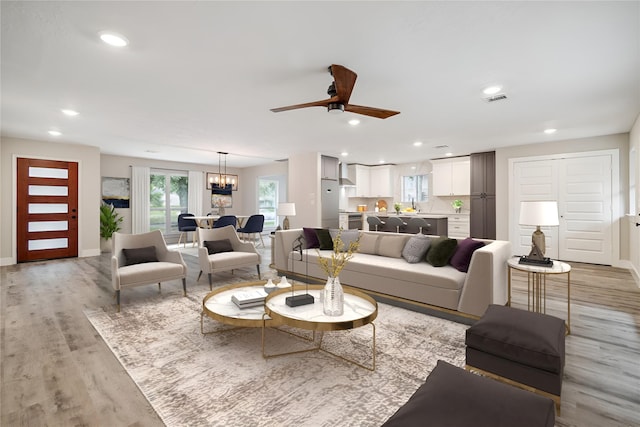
[413, 141, 423, 147]
[544, 128, 557, 134]
[411, 166, 417, 170]
[483, 85, 502, 95]
[99, 32, 129, 47]
[341, 152, 349, 157]
[348, 119, 360, 126]
[48, 130, 61, 136]
[61, 109, 79, 116]
[379, 160, 385, 164]
[445, 152, 453, 157]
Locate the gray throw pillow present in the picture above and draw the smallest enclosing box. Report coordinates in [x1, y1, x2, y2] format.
[122, 246, 158, 266]
[402, 235, 432, 263]
[329, 229, 361, 252]
[204, 239, 234, 255]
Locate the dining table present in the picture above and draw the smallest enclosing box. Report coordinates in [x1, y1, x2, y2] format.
[184, 215, 251, 229]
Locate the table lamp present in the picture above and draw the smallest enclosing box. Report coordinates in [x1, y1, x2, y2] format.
[278, 203, 296, 230]
[518, 201, 559, 266]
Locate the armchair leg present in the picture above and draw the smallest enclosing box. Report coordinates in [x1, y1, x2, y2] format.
[197, 270, 203, 282]
[116, 290, 121, 313]
[158, 283, 161, 293]
[256, 265, 261, 279]
[182, 278, 187, 296]
[208, 273, 213, 291]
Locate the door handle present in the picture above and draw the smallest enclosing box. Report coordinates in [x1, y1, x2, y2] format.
[71, 216, 77, 219]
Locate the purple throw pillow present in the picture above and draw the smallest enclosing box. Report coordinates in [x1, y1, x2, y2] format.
[450, 237, 485, 272]
[303, 227, 320, 249]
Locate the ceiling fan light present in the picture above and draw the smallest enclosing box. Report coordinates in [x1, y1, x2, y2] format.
[327, 103, 344, 114]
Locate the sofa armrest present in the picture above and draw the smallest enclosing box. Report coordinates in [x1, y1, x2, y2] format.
[457, 240, 511, 317]
[162, 249, 187, 273]
[274, 229, 305, 271]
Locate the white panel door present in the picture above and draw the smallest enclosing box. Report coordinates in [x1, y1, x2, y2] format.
[559, 155, 612, 264]
[511, 160, 559, 259]
[511, 153, 613, 265]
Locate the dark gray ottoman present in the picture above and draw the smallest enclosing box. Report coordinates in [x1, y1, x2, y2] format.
[382, 360, 555, 427]
[465, 304, 565, 412]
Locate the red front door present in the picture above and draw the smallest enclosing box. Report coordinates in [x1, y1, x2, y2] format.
[16, 158, 79, 262]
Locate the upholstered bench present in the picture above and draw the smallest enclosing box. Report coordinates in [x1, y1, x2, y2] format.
[382, 360, 555, 427]
[465, 304, 565, 412]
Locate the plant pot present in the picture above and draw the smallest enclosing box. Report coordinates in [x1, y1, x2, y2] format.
[100, 238, 112, 253]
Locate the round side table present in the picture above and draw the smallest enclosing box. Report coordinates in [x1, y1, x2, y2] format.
[507, 258, 571, 335]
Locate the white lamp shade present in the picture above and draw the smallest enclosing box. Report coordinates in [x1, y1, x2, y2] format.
[519, 201, 559, 226]
[278, 203, 296, 217]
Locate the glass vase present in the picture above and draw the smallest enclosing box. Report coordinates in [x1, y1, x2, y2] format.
[323, 276, 344, 316]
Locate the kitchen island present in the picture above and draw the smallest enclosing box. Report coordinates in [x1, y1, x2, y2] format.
[368, 214, 448, 236]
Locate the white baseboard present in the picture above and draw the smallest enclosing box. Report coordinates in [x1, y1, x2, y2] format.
[0, 257, 15, 266]
[81, 249, 102, 257]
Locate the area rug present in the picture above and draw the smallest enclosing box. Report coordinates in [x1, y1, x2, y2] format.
[85, 283, 468, 427]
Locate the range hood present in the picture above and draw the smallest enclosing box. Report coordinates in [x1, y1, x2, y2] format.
[339, 163, 355, 186]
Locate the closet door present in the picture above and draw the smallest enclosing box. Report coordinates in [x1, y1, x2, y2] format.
[559, 155, 612, 264]
[511, 153, 613, 265]
[511, 160, 560, 259]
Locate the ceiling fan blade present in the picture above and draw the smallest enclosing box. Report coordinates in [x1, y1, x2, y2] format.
[345, 104, 400, 119]
[270, 97, 338, 113]
[330, 64, 357, 104]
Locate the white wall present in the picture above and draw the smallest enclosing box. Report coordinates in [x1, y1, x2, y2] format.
[627, 115, 640, 282]
[1, 137, 102, 264]
[238, 160, 288, 229]
[288, 152, 321, 228]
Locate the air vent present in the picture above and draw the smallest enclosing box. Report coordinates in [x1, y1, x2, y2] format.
[434, 145, 449, 149]
[483, 94, 508, 103]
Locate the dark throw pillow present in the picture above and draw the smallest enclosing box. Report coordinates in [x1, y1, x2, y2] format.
[303, 227, 320, 249]
[315, 228, 334, 250]
[204, 239, 234, 255]
[122, 246, 158, 266]
[402, 234, 432, 263]
[426, 237, 458, 267]
[450, 237, 485, 272]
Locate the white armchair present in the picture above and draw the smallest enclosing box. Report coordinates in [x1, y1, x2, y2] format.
[197, 225, 261, 289]
[111, 230, 187, 312]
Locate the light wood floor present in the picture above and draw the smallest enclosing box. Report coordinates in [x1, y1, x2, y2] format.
[2, 242, 639, 426]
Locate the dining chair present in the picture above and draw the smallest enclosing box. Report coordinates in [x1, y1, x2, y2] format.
[177, 213, 198, 247]
[213, 215, 237, 229]
[236, 214, 265, 247]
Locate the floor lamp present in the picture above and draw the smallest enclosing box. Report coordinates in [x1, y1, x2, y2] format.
[518, 201, 559, 266]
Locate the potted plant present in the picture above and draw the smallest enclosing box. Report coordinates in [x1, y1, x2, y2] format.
[452, 199, 464, 213]
[100, 202, 123, 253]
[394, 202, 402, 215]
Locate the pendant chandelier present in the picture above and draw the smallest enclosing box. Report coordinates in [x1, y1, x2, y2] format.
[210, 151, 237, 191]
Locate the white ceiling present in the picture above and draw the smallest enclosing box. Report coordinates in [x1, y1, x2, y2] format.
[2, 1, 639, 168]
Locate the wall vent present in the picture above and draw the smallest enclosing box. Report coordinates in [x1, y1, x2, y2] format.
[434, 145, 449, 149]
[483, 94, 508, 103]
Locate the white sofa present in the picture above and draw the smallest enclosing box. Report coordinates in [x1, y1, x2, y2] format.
[273, 229, 512, 318]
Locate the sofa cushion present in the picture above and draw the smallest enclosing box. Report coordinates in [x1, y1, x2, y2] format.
[315, 228, 334, 250]
[204, 239, 234, 255]
[358, 233, 379, 254]
[377, 235, 411, 258]
[466, 305, 565, 374]
[122, 246, 158, 266]
[329, 229, 360, 252]
[303, 227, 320, 249]
[450, 237, 485, 272]
[426, 237, 458, 267]
[381, 360, 555, 427]
[402, 234, 432, 263]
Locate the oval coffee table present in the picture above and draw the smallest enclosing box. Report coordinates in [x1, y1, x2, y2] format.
[262, 284, 378, 371]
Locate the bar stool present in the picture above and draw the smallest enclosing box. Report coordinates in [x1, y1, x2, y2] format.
[409, 217, 431, 234]
[366, 216, 385, 231]
[386, 216, 407, 233]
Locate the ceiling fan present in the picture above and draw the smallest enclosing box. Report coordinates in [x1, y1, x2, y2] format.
[270, 64, 400, 119]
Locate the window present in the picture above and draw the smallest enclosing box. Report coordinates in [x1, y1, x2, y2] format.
[150, 170, 189, 234]
[258, 178, 279, 229]
[402, 175, 428, 204]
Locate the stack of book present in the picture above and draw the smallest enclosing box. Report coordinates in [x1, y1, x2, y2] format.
[231, 289, 268, 309]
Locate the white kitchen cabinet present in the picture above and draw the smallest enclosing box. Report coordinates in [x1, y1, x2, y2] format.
[347, 164, 394, 197]
[369, 165, 394, 197]
[447, 214, 470, 239]
[432, 157, 470, 196]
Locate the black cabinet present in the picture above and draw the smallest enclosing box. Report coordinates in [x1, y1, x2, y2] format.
[470, 151, 496, 239]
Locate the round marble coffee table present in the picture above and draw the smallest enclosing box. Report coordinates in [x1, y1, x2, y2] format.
[262, 284, 378, 370]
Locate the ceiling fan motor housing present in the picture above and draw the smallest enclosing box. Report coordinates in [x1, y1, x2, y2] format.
[327, 82, 337, 97]
[327, 102, 344, 113]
